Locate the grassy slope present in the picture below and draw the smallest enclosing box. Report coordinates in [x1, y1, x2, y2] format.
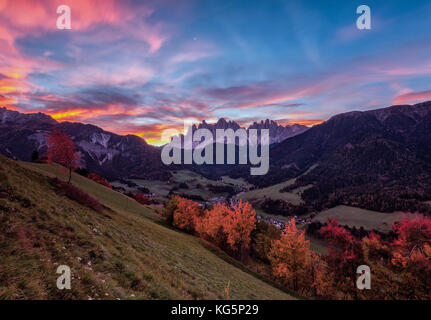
[313, 205, 419, 233]
[239, 179, 303, 204]
[220, 176, 253, 188]
[239, 165, 318, 205]
[1, 157, 293, 300]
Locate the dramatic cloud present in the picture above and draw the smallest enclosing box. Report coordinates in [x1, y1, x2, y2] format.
[1, 0, 431, 145]
[394, 90, 431, 105]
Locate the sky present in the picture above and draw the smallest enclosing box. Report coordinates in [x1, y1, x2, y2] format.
[1, 0, 431, 145]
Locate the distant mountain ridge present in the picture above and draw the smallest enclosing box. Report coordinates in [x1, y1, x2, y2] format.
[244, 101, 431, 214]
[178, 118, 308, 148]
[0, 107, 169, 180]
[0, 107, 307, 180]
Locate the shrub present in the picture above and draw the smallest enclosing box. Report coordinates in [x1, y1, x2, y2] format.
[87, 173, 112, 188]
[135, 193, 152, 205]
[51, 178, 104, 213]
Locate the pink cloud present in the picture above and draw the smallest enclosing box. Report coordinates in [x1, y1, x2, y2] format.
[0, 0, 131, 31]
[214, 82, 328, 110]
[393, 90, 431, 105]
[0, 0, 170, 55]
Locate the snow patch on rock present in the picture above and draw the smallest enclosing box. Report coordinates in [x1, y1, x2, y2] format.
[91, 133, 111, 149]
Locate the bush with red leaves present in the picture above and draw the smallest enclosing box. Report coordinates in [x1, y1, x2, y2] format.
[135, 193, 152, 205]
[52, 178, 104, 213]
[87, 173, 112, 188]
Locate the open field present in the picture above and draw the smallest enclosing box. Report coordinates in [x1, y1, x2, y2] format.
[125, 170, 249, 202]
[221, 176, 253, 189]
[239, 179, 305, 205]
[256, 209, 291, 222]
[238, 164, 317, 206]
[126, 179, 171, 197]
[10, 159, 294, 300]
[313, 205, 420, 233]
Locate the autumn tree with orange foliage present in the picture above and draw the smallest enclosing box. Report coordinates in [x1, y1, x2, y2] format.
[269, 218, 323, 295]
[224, 200, 256, 259]
[195, 201, 256, 260]
[195, 202, 226, 246]
[162, 193, 431, 299]
[172, 196, 202, 233]
[46, 129, 79, 184]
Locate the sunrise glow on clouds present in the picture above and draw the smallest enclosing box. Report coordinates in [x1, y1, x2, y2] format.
[1, 0, 431, 145]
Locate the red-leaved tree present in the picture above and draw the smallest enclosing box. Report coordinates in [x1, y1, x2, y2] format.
[391, 217, 431, 298]
[319, 218, 362, 298]
[46, 129, 79, 184]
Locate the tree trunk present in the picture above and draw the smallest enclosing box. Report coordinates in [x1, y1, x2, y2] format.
[68, 166, 72, 184]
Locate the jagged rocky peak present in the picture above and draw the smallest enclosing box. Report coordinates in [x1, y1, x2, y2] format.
[247, 119, 308, 144]
[197, 118, 241, 131]
[249, 119, 279, 129]
[188, 117, 308, 145]
[0, 107, 57, 125]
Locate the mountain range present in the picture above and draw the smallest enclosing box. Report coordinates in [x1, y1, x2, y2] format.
[0, 107, 305, 179]
[244, 101, 431, 213]
[1, 102, 431, 214]
[175, 118, 308, 148]
[0, 107, 168, 180]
